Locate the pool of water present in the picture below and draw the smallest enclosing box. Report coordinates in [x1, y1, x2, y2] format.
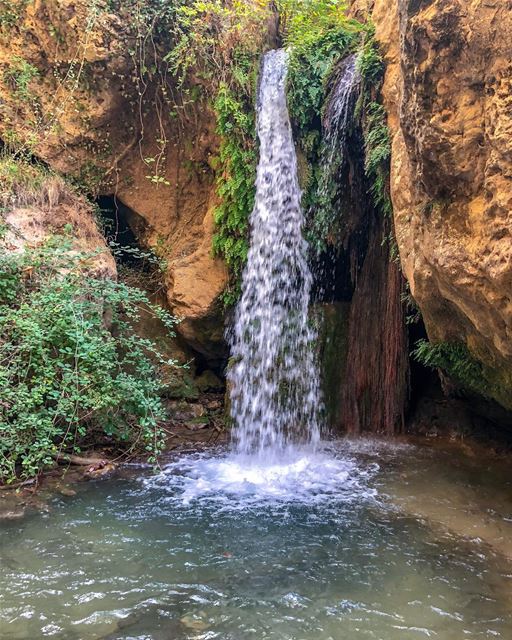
[1, 440, 512, 639]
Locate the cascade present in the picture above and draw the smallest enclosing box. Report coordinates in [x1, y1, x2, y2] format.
[228, 49, 322, 456]
[322, 54, 360, 174]
[311, 54, 360, 257]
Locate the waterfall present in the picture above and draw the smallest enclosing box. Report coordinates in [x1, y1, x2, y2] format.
[228, 49, 322, 456]
[322, 54, 359, 168]
[311, 54, 360, 256]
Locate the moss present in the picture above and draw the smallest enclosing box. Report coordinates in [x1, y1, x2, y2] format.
[163, 370, 200, 401]
[0, 153, 72, 212]
[196, 369, 224, 393]
[211, 83, 257, 305]
[71, 160, 107, 197]
[315, 302, 350, 429]
[0, 0, 28, 32]
[2, 55, 39, 104]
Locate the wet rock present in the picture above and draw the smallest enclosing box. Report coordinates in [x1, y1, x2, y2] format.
[0, 507, 26, 521]
[168, 401, 207, 422]
[185, 417, 210, 431]
[164, 370, 200, 401]
[205, 397, 223, 411]
[58, 486, 77, 497]
[84, 463, 117, 479]
[180, 612, 211, 631]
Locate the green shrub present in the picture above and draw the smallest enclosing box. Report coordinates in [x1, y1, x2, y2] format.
[0, 236, 178, 483]
[281, 0, 362, 139]
[412, 339, 488, 397]
[279, 1, 366, 250]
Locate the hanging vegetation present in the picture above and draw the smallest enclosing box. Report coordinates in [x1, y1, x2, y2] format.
[169, 0, 273, 305]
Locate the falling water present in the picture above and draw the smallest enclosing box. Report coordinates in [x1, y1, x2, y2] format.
[310, 54, 360, 271]
[322, 54, 360, 168]
[228, 49, 322, 456]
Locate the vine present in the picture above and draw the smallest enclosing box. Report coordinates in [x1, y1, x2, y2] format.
[212, 83, 257, 305]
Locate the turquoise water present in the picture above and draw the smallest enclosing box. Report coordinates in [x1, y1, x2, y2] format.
[1, 441, 511, 639]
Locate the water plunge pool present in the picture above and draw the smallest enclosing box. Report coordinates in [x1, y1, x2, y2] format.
[1, 440, 512, 639]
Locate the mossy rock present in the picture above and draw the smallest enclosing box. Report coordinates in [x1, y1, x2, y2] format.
[163, 370, 200, 401]
[196, 370, 224, 393]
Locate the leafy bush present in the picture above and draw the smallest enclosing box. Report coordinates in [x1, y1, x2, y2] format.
[167, 0, 269, 88]
[0, 236, 178, 483]
[282, 0, 361, 140]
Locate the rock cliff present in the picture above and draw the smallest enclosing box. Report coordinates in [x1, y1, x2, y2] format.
[354, 0, 512, 409]
[0, 0, 229, 360]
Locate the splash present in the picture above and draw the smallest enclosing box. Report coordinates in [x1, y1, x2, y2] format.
[228, 49, 322, 456]
[145, 442, 381, 512]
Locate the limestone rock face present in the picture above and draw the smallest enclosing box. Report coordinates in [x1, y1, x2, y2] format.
[365, 0, 512, 407]
[0, 0, 229, 360]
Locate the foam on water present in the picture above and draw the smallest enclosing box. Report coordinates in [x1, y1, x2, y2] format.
[144, 442, 380, 512]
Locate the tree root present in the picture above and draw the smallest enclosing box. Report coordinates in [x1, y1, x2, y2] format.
[52, 453, 111, 467]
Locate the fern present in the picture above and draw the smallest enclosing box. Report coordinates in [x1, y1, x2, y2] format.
[412, 339, 489, 397]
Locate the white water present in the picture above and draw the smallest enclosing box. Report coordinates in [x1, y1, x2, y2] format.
[311, 54, 360, 260]
[322, 54, 360, 168]
[228, 49, 322, 458]
[157, 53, 364, 508]
[147, 443, 381, 511]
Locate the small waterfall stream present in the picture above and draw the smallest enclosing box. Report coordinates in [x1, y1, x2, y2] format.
[322, 54, 360, 171]
[228, 49, 322, 456]
[310, 54, 360, 254]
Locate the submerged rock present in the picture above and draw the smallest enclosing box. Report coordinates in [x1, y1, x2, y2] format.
[180, 612, 211, 631]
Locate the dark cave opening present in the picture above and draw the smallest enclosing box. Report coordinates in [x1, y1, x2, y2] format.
[406, 315, 441, 420]
[96, 195, 226, 380]
[96, 195, 156, 273]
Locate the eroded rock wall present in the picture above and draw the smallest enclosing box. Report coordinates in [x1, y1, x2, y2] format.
[357, 0, 512, 409]
[0, 0, 230, 360]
